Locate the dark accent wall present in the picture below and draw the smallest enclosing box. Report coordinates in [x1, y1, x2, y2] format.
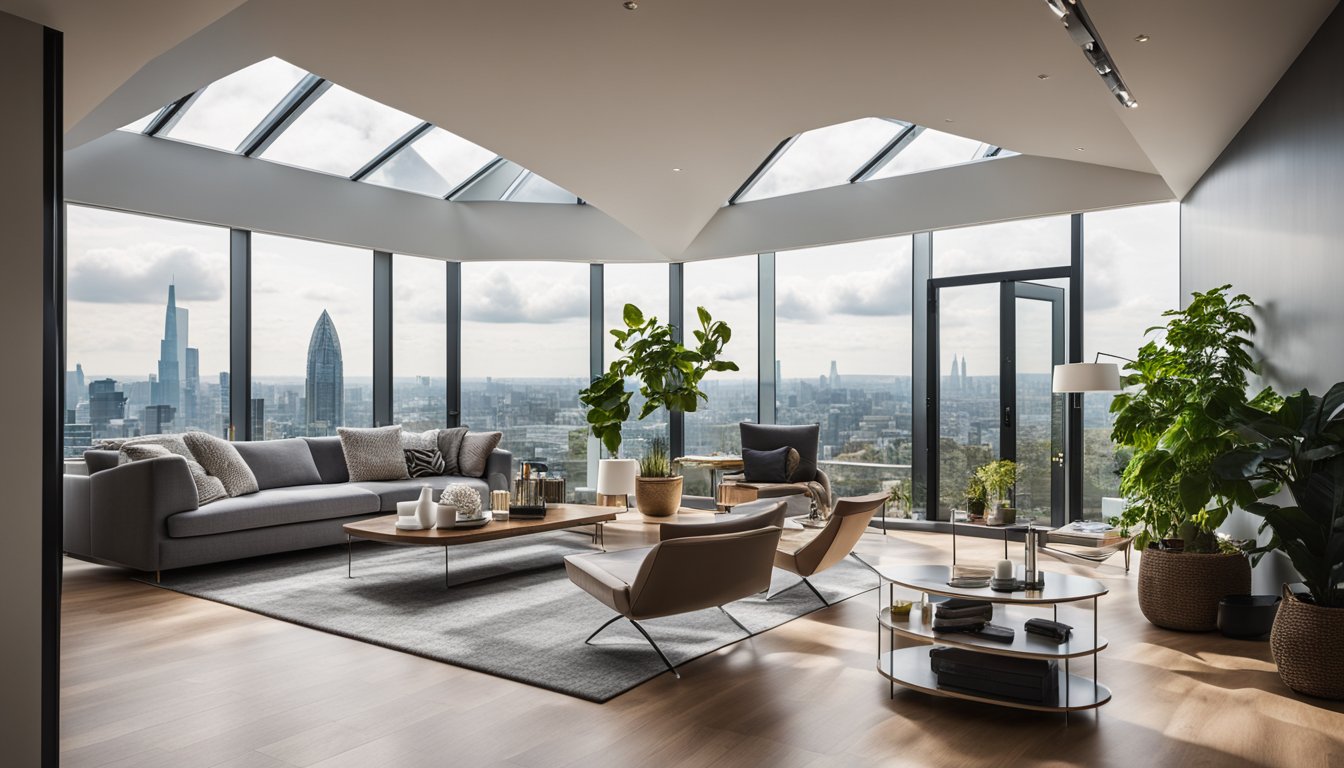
[1182, 5, 1344, 590]
[1182, 5, 1344, 393]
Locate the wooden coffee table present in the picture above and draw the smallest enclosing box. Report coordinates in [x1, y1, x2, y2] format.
[342, 504, 618, 588]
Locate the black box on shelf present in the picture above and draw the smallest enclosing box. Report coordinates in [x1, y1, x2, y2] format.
[929, 646, 1059, 705]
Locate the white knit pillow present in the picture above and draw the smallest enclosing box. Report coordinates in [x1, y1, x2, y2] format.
[339, 425, 410, 482]
[182, 431, 259, 498]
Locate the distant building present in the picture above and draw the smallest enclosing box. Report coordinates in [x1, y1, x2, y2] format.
[65, 363, 84, 413]
[829, 360, 840, 388]
[250, 398, 266, 440]
[142, 404, 176, 435]
[184, 347, 200, 429]
[305, 309, 344, 435]
[88, 379, 126, 435]
[155, 284, 182, 411]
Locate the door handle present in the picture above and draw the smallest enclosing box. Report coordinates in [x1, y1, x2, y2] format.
[1003, 406, 1013, 429]
[1050, 451, 1065, 467]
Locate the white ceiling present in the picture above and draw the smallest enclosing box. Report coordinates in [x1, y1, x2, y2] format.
[3, 0, 1337, 258]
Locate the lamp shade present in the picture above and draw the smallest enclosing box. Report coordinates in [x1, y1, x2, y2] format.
[596, 458, 638, 496]
[1052, 362, 1121, 393]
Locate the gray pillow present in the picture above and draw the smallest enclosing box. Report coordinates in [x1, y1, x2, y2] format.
[437, 426, 470, 475]
[183, 431, 260, 497]
[401, 429, 439, 451]
[113, 434, 194, 462]
[458, 431, 502, 478]
[339, 425, 411, 482]
[232, 438, 323, 490]
[120, 442, 227, 506]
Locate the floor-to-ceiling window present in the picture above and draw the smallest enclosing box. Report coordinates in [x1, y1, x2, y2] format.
[392, 254, 448, 431]
[775, 237, 913, 500]
[603, 263, 669, 461]
[461, 261, 588, 491]
[1082, 202, 1180, 520]
[64, 205, 230, 455]
[251, 235, 373, 438]
[682, 256, 758, 458]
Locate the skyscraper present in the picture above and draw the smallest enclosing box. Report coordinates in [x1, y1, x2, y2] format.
[155, 284, 181, 411]
[184, 347, 200, 428]
[959, 356, 967, 390]
[305, 309, 344, 435]
[89, 378, 126, 436]
[950, 354, 960, 392]
[829, 360, 840, 388]
[65, 363, 85, 413]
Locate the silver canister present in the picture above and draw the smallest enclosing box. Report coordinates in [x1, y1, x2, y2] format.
[1023, 526, 1045, 587]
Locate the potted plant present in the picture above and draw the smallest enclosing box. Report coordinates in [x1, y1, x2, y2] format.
[976, 459, 1019, 526]
[634, 438, 682, 517]
[1215, 384, 1344, 698]
[579, 303, 735, 513]
[1110, 285, 1280, 631]
[964, 475, 988, 520]
[886, 477, 911, 520]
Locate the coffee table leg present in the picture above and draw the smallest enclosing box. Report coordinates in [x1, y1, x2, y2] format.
[347, 535, 352, 578]
[445, 546, 449, 589]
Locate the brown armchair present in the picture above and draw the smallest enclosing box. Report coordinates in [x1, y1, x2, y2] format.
[771, 492, 886, 606]
[564, 502, 786, 678]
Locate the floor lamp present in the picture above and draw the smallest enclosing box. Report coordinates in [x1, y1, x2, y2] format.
[1052, 353, 1127, 521]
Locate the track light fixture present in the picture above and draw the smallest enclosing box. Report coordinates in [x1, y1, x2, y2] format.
[1043, 0, 1138, 108]
[623, 1, 638, 9]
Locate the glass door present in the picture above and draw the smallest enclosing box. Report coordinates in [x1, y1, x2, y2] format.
[927, 276, 1067, 526]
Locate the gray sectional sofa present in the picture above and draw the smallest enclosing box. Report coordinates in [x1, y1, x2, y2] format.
[63, 436, 512, 574]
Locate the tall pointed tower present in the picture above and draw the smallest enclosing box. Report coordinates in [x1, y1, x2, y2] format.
[305, 310, 344, 435]
[155, 284, 181, 410]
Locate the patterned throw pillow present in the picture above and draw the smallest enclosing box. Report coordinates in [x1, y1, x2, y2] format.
[183, 431, 260, 497]
[436, 426, 469, 475]
[119, 442, 228, 506]
[405, 448, 446, 478]
[457, 431, 503, 478]
[400, 429, 439, 451]
[338, 425, 411, 482]
[112, 434, 194, 462]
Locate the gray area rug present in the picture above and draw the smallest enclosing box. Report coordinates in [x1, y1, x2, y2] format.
[138, 531, 878, 702]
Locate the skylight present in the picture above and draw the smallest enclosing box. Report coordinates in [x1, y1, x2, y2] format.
[161, 57, 308, 152]
[122, 57, 578, 204]
[732, 117, 1010, 204]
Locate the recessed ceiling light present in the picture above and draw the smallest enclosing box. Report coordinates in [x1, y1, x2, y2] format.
[1075, 147, 1086, 152]
[1134, 34, 1150, 43]
[623, 1, 638, 10]
[672, 168, 682, 172]
[1037, 74, 1050, 80]
[944, 118, 954, 123]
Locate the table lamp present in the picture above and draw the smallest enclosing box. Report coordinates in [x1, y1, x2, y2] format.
[596, 458, 638, 511]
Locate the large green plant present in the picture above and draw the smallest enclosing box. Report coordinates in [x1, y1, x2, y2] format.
[1110, 285, 1279, 552]
[1215, 385, 1344, 607]
[579, 303, 736, 456]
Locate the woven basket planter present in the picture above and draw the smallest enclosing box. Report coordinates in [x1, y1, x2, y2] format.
[1271, 589, 1344, 699]
[1138, 546, 1251, 631]
[634, 475, 682, 517]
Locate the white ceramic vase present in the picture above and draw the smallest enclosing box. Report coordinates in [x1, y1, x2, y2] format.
[415, 485, 435, 528]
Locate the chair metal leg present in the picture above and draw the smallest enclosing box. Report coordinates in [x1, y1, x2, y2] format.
[628, 619, 680, 679]
[849, 552, 881, 576]
[801, 576, 829, 606]
[719, 606, 751, 636]
[585, 614, 623, 645]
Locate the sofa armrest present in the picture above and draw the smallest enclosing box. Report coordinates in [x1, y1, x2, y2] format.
[485, 449, 513, 491]
[63, 474, 92, 557]
[89, 456, 199, 571]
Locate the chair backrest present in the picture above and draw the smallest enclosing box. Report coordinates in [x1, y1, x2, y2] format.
[658, 501, 786, 542]
[794, 491, 887, 576]
[627, 526, 783, 620]
[739, 422, 820, 483]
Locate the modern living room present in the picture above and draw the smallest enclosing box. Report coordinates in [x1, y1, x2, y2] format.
[5, 1, 1344, 766]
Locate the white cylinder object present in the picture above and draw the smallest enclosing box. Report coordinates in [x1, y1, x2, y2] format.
[596, 458, 638, 497]
[415, 485, 435, 528]
[995, 559, 1013, 580]
[435, 504, 456, 528]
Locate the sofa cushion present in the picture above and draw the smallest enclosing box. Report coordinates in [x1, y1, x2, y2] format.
[742, 446, 791, 483]
[233, 438, 323, 490]
[121, 443, 227, 506]
[349, 476, 490, 512]
[458, 431, 503, 477]
[437, 426, 469, 475]
[166, 484, 380, 538]
[183, 431, 260, 497]
[339, 425, 410, 482]
[304, 436, 349, 484]
[740, 422, 819, 483]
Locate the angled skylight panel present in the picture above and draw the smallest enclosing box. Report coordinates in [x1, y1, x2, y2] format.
[868, 128, 997, 180]
[119, 111, 158, 133]
[259, 84, 423, 177]
[161, 57, 309, 152]
[505, 172, 580, 204]
[364, 127, 498, 198]
[737, 117, 905, 202]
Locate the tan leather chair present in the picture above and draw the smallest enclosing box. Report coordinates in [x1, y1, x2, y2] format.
[565, 503, 786, 678]
[771, 492, 887, 606]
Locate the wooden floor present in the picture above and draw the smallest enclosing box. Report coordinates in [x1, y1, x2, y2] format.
[61, 515, 1344, 768]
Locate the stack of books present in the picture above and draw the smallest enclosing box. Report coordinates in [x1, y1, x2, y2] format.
[932, 598, 993, 632]
[929, 646, 1060, 705]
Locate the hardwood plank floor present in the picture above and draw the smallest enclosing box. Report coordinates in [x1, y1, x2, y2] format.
[60, 519, 1344, 767]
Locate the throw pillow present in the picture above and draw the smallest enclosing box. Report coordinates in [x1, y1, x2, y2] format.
[742, 446, 791, 483]
[405, 448, 446, 478]
[785, 447, 801, 482]
[400, 428, 439, 451]
[436, 426, 469, 475]
[457, 431, 502, 478]
[120, 442, 228, 506]
[338, 425, 411, 482]
[182, 431, 260, 497]
[113, 434, 194, 462]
